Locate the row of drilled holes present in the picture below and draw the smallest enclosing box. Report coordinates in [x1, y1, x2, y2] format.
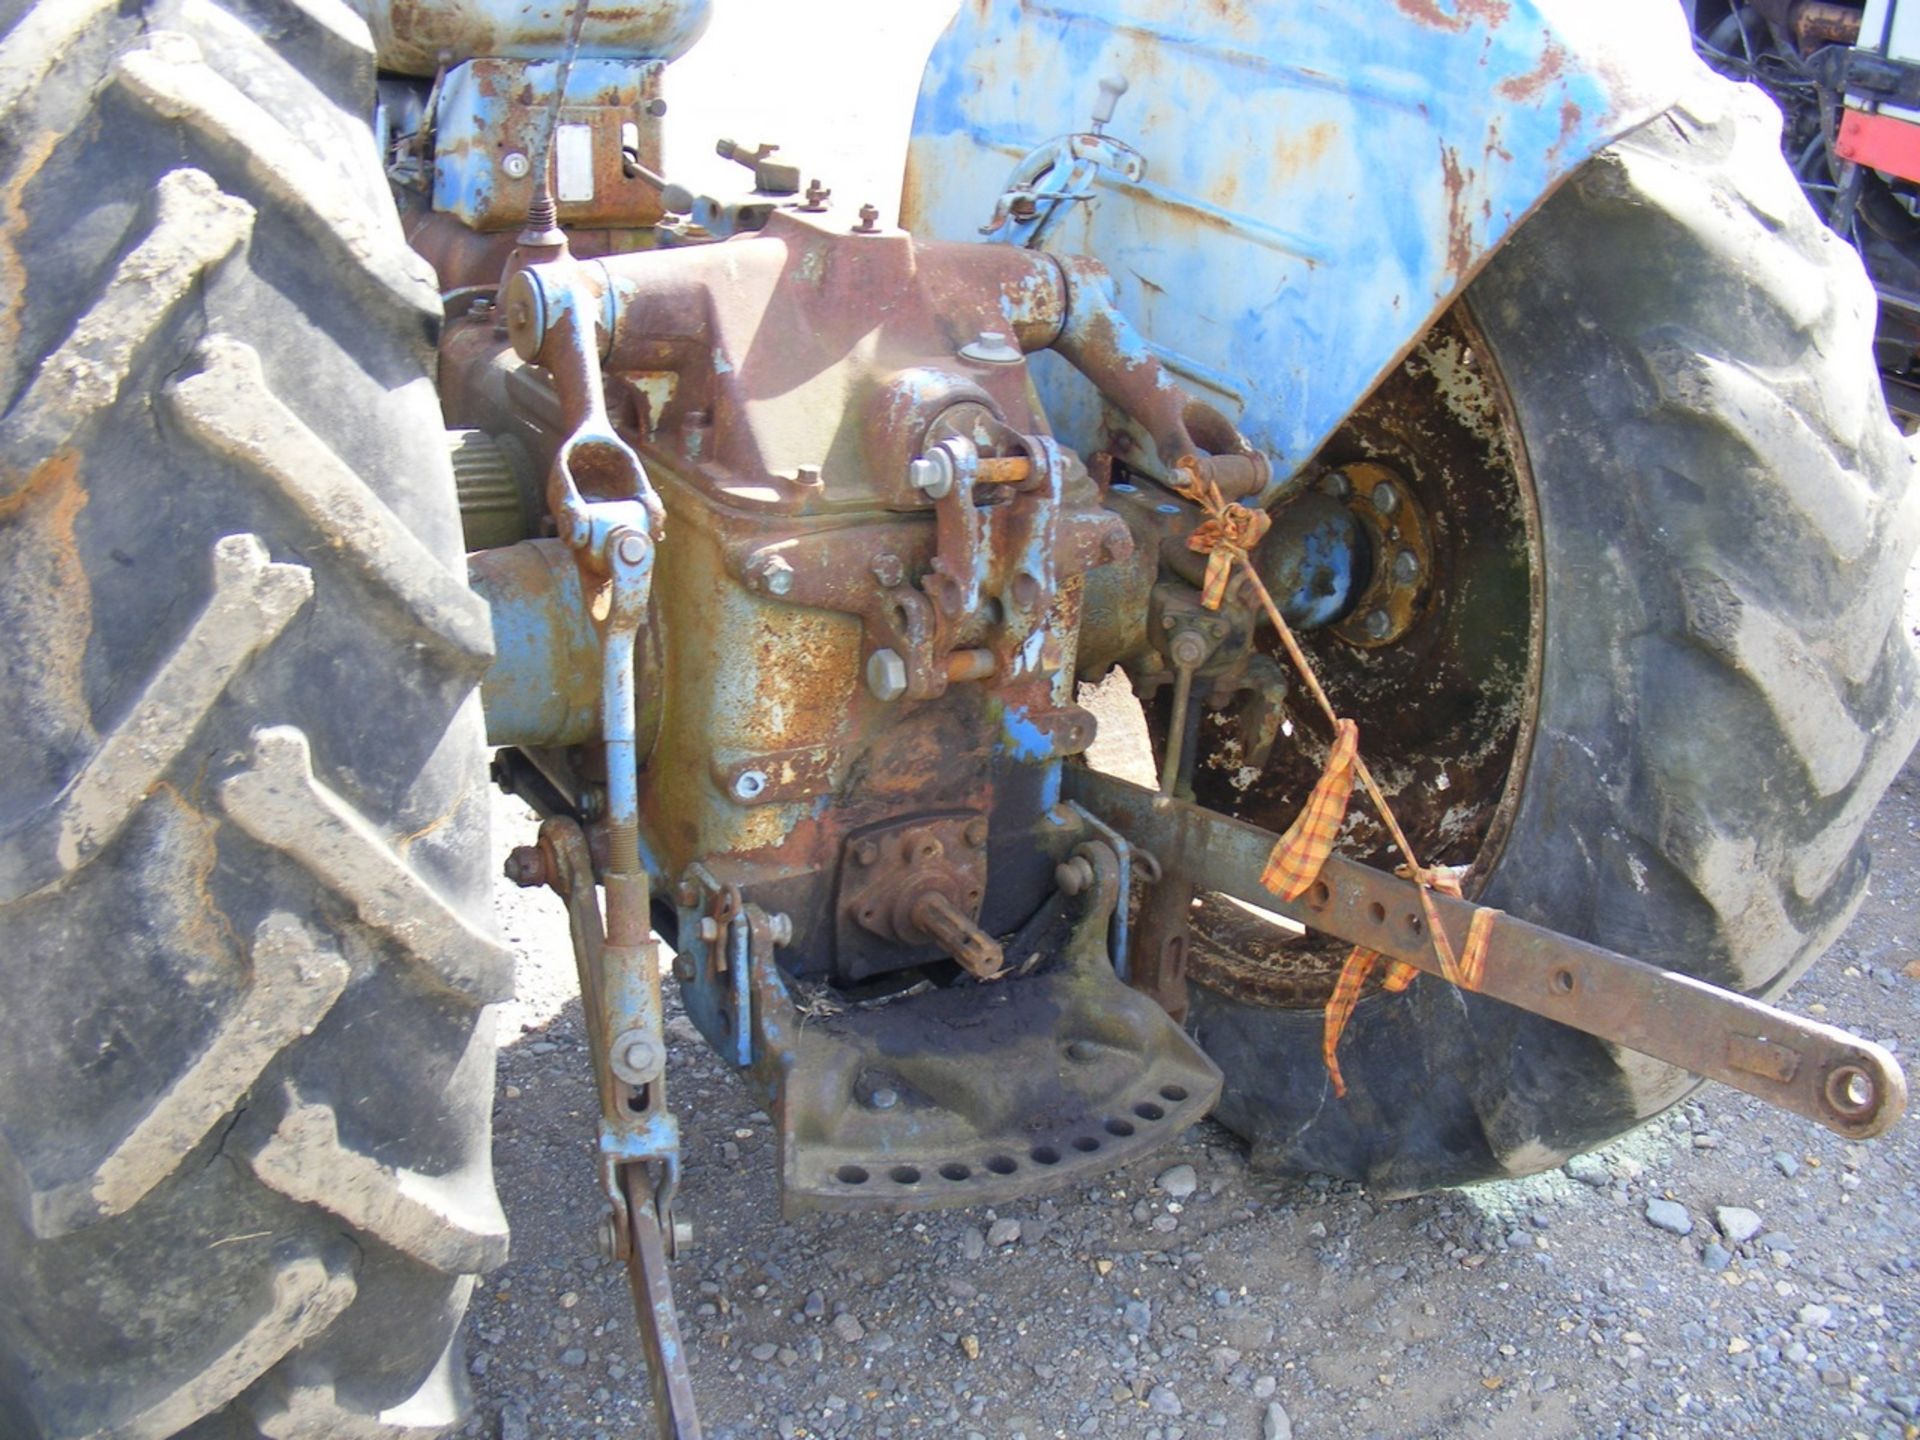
[1307, 877, 1577, 996]
[833, 1084, 1192, 1188]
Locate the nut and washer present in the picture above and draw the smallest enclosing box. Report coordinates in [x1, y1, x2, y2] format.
[908, 451, 954, 500]
[733, 769, 769, 801]
[609, 1028, 665, 1085]
[501, 151, 531, 179]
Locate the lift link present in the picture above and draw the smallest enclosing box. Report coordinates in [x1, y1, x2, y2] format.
[536, 818, 701, 1440]
[1070, 768, 1910, 1141]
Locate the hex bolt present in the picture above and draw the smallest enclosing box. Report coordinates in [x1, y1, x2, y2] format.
[622, 1036, 662, 1075]
[866, 647, 908, 702]
[964, 817, 990, 848]
[747, 552, 793, 596]
[854, 202, 880, 233]
[1370, 480, 1400, 516]
[1392, 547, 1420, 585]
[1009, 194, 1039, 221]
[794, 464, 823, 488]
[1320, 470, 1351, 500]
[800, 178, 831, 212]
[867, 1086, 899, 1110]
[1055, 855, 1094, 896]
[853, 839, 879, 865]
[577, 789, 604, 821]
[597, 1211, 621, 1259]
[733, 770, 768, 801]
[871, 552, 904, 588]
[1363, 607, 1393, 640]
[697, 916, 721, 943]
[769, 912, 794, 946]
[503, 845, 550, 888]
[501, 151, 531, 179]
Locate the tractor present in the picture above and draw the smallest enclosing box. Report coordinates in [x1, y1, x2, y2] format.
[2, 1, 1916, 1436]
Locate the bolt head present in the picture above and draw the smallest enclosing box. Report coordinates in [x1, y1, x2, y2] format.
[1392, 547, 1420, 585]
[597, 1211, 622, 1259]
[1319, 471, 1351, 500]
[1055, 856, 1092, 896]
[671, 1218, 694, 1253]
[733, 769, 768, 801]
[610, 1028, 664, 1085]
[673, 953, 694, 982]
[964, 817, 990, 848]
[503, 845, 548, 888]
[871, 552, 905, 588]
[698, 916, 721, 943]
[1370, 481, 1400, 516]
[868, 1086, 899, 1110]
[853, 840, 879, 865]
[1363, 607, 1393, 640]
[1066, 1039, 1100, 1062]
[502, 151, 531, 179]
[1169, 629, 1210, 668]
[769, 912, 794, 946]
[866, 648, 908, 702]
[908, 454, 952, 499]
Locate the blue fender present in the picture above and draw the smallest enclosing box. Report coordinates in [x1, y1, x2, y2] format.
[902, 0, 1701, 480]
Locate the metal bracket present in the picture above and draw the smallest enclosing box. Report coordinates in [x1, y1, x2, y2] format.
[978, 76, 1147, 247]
[1069, 767, 1909, 1140]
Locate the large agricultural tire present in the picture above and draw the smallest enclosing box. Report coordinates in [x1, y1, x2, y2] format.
[0, 2, 509, 1436]
[1188, 73, 1920, 1192]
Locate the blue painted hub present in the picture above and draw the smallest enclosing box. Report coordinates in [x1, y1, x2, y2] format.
[1255, 493, 1366, 631]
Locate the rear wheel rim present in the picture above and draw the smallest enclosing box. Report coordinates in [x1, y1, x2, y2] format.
[1179, 301, 1545, 1010]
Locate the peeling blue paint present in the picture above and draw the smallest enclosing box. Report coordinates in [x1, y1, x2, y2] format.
[903, 0, 1692, 480]
[998, 703, 1053, 761]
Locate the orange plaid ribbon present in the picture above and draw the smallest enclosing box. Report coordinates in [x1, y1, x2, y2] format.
[1320, 869, 1500, 1097]
[1260, 719, 1358, 901]
[1177, 469, 1271, 611]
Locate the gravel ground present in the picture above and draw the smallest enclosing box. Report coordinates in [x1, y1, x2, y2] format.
[463, 733, 1920, 1440]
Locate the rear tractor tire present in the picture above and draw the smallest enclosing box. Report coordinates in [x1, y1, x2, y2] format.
[1186, 73, 1920, 1191]
[0, 2, 507, 1434]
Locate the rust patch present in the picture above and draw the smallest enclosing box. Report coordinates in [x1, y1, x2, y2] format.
[1439, 144, 1475, 280]
[1391, 0, 1512, 32]
[1496, 39, 1566, 102]
[1259, 120, 1339, 196]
